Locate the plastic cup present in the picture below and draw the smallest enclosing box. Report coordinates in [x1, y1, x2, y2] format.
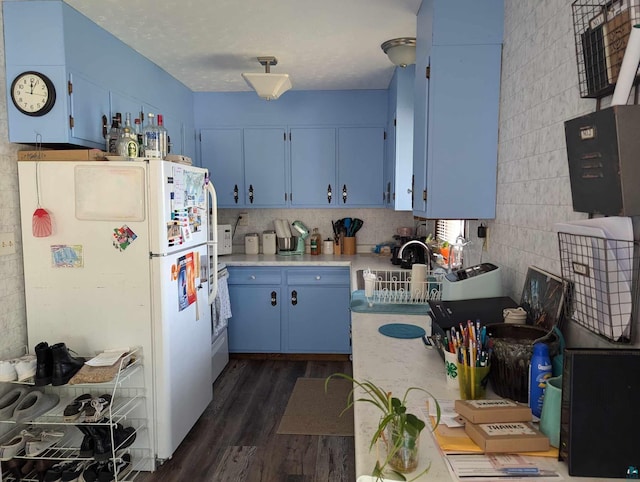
[457, 363, 491, 400]
[444, 350, 459, 389]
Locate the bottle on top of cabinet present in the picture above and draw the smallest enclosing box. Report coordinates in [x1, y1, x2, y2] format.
[157, 114, 168, 159]
[105, 113, 122, 154]
[143, 113, 161, 159]
[310, 228, 321, 255]
[116, 112, 139, 160]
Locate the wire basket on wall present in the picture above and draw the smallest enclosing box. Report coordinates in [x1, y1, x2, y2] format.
[572, 0, 640, 98]
[558, 231, 639, 343]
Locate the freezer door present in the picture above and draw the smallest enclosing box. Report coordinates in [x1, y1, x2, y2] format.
[151, 243, 212, 460]
[148, 161, 208, 255]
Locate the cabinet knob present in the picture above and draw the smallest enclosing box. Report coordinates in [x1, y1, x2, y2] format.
[327, 184, 332, 204]
[342, 184, 347, 203]
[271, 291, 277, 306]
[407, 188, 412, 194]
[291, 290, 298, 306]
[315, 276, 321, 280]
[233, 184, 239, 204]
[249, 184, 254, 204]
[250, 275, 256, 280]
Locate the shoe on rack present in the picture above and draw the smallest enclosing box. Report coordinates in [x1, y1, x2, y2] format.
[0, 427, 45, 461]
[0, 359, 18, 382]
[15, 354, 37, 382]
[83, 394, 112, 423]
[61, 460, 89, 482]
[51, 343, 86, 386]
[2, 458, 27, 480]
[0, 386, 31, 419]
[97, 453, 132, 482]
[34, 342, 54, 386]
[44, 460, 78, 482]
[25, 427, 66, 456]
[74, 424, 95, 458]
[80, 460, 109, 482]
[63, 393, 93, 422]
[12, 390, 60, 422]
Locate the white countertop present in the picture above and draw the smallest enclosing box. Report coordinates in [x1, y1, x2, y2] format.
[221, 254, 614, 481]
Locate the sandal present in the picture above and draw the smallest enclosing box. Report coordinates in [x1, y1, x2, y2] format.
[83, 394, 112, 423]
[62, 393, 92, 422]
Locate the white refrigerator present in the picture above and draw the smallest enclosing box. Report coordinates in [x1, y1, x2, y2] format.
[17, 159, 218, 462]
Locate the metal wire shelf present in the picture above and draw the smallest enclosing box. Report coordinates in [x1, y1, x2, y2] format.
[572, 0, 640, 98]
[363, 269, 443, 306]
[558, 231, 638, 343]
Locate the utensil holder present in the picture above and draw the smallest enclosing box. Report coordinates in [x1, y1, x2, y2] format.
[343, 237, 356, 255]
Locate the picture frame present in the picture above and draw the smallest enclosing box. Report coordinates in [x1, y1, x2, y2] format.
[520, 266, 567, 330]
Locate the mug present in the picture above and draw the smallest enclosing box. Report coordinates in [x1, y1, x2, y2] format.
[539, 375, 562, 447]
[503, 307, 527, 324]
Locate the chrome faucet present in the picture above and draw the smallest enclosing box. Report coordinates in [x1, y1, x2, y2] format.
[398, 239, 433, 270]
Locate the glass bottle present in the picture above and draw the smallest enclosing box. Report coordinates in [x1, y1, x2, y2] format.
[105, 114, 121, 154]
[116, 112, 139, 159]
[157, 114, 168, 159]
[143, 113, 161, 158]
[134, 117, 144, 156]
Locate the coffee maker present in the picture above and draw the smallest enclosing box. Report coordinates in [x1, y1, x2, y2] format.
[391, 236, 427, 268]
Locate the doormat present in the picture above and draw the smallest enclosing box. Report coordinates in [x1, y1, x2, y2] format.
[277, 377, 354, 436]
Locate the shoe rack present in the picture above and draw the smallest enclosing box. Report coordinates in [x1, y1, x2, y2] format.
[0, 346, 152, 481]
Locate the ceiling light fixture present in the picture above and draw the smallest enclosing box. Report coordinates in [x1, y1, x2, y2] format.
[242, 56, 292, 101]
[381, 38, 416, 68]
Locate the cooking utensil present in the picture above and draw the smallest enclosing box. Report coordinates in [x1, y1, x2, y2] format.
[32, 162, 52, 237]
[351, 218, 364, 235]
[343, 218, 352, 236]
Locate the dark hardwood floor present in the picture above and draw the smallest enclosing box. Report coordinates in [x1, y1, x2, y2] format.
[138, 356, 355, 482]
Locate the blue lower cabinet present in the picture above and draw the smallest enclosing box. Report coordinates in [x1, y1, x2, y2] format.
[286, 285, 351, 353]
[227, 285, 281, 353]
[227, 266, 351, 354]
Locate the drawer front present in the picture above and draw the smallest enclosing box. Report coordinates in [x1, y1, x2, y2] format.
[227, 267, 282, 285]
[286, 267, 350, 286]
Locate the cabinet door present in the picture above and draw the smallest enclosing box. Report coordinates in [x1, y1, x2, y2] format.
[69, 72, 110, 149]
[337, 127, 385, 207]
[200, 128, 245, 207]
[244, 128, 288, 207]
[227, 285, 281, 352]
[425, 44, 501, 219]
[285, 268, 351, 354]
[290, 127, 336, 207]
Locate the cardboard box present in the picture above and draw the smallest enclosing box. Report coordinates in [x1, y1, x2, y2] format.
[464, 421, 550, 453]
[18, 149, 107, 161]
[455, 399, 532, 424]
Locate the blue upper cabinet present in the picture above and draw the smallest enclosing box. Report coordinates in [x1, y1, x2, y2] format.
[290, 127, 337, 206]
[195, 91, 388, 208]
[4, 1, 194, 153]
[413, 0, 503, 219]
[386, 66, 415, 211]
[244, 128, 288, 207]
[200, 128, 245, 207]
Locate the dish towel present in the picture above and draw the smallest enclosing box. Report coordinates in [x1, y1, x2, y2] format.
[213, 273, 232, 338]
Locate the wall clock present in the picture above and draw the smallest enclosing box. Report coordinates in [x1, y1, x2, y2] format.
[10, 71, 56, 117]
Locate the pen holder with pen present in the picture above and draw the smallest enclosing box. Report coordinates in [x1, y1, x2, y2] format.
[457, 363, 491, 400]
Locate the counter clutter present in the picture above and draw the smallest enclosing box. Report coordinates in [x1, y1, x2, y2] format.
[222, 254, 616, 482]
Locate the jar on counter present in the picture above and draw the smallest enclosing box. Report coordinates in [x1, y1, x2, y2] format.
[310, 228, 321, 255]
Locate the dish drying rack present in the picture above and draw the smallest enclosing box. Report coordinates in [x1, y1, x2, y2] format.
[363, 268, 444, 306]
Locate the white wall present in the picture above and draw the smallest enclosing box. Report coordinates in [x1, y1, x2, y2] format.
[475, 0, 639, 348]
[0, 2, 29, 360]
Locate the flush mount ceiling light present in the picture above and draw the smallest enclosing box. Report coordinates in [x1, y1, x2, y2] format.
[242, 56, 292, 101]
[381, 38, 416, 68]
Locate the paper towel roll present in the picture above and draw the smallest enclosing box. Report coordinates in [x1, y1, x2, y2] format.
[410, 264, 428, 301]
[282, 220, 292, 237]
[274, 220, 286, 238]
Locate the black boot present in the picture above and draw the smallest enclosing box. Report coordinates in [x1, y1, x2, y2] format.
[34, 342, 53, 386]
[50, 343, 85, 386]
[75, 424, 95, 457]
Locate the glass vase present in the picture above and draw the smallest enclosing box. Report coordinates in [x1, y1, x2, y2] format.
[385, 422, 420, 473]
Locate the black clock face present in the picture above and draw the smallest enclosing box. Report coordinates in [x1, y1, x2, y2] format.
[11, 71, 56, 117]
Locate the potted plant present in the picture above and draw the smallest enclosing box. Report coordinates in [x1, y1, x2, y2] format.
[325, 373, 441, 481]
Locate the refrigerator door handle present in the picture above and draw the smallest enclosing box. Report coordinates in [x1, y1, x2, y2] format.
[206, 180, 218, 304]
